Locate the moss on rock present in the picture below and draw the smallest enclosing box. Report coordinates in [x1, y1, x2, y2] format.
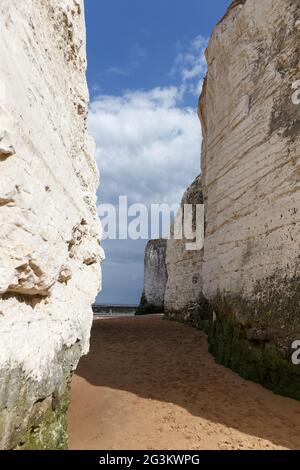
[165, 271, 300, 401]
[136, 287, 164, 315]
[164, 295, 212, 333]
[208, 316, 300, 401]
[16, 389, 70, 450]
[136, 301, 163, 315]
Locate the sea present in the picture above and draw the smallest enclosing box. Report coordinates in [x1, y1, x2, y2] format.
[92, 304, 137, 318]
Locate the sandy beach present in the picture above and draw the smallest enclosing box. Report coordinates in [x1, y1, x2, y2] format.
[68, 316, 300, 450]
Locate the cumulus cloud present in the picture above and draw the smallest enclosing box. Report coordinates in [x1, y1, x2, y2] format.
[90, 35, 207, 304]
[171, 35, 207, 96]
[89, 86, 202, 209]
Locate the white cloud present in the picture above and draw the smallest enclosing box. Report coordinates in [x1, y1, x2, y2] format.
[89, 86, 202, 208]
[105, 66, 129, 76]
[171, 35, 207, 96]
[91, 35, 207, 304]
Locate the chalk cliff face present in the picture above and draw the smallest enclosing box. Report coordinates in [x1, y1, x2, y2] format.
[0, 0, 103, 449]
[199, 0, 300, 399]
[164, 176, 210, 328]
[138, 239, 167, 314]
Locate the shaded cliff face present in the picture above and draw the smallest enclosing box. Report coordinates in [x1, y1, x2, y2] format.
[164, 176, 210, 327]
[139, 239, 167, 313]
[0, 0, 103, 449]
[199, 0, 300, 399]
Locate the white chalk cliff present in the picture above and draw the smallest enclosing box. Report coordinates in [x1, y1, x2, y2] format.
[164, 176, 207, 325]
[199, 0, 300, 399]
[139, 239, 167, 313]
[0, 0, 103, 449]
[155, 0, 300, 400]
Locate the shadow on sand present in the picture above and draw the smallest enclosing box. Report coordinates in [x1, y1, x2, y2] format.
[76, 316, 300, 449]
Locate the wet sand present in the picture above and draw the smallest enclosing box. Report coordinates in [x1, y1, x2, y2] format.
[68, 315, 300, 450]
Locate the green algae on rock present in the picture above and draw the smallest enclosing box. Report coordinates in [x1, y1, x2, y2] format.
[16, 389, 70, 450]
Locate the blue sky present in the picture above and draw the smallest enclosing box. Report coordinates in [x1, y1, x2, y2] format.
[85, 0, 231, 305]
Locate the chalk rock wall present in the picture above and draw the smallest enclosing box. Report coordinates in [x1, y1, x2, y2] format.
[0, 0, 103, 449]
[138, 239, 167, 314]
[164, 176, 210, 328]
[199, 0, 300, 399]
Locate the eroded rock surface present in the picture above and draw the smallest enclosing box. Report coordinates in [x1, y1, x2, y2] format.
[199, 0, 300, 399]
[138, 239, 167, 314]
[0, 0, 103, 448]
